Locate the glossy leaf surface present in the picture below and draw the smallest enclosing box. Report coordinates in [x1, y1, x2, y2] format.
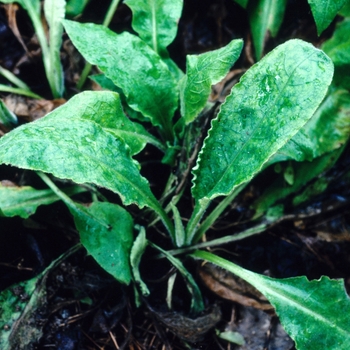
[0, 184, 85, 219]
[248, 0, 287, 59]
[308, 0, 347, 35]
[193, 250, 350, 350]
[322, 18, 350, 90]
[71, 201, 134, 284]
[63, 20, 178, 139]
[124, 0, 183, 56]
[272, 88, 350, 163]
[192, 40, 334, 204]
[180, 39, 243, 124]
[0, 92, 162, 212]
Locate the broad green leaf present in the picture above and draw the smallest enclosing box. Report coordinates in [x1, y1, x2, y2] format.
[0, 94, 162, 213]
[0, 184, 85, 218]
[179, 39, 243, 124]
[90, 74, 149, 123]
[44, 0, 65, 97]
[162, 56, 184, 81]
[248, 0, 287, 59]
[322, 19, 350, 90]
[272, 88, 350, 163]
[339, 0, 350, 16]
[124, 0, 183, 57]
[252, 148, 343, 218]
[233, 0, 248, 8]
[308, 0, 347, 35]
[192, 40, 334, 204]
[90, 76, 166, 153]
[193, 250, 350, 350]
[0, 100, 17, 128]
[63, 20, 178, 140]
[70, 201, 134, 284]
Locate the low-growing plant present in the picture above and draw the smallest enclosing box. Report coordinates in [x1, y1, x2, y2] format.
[1, 0, 350, 348]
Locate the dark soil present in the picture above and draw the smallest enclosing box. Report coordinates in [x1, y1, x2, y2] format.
[1, 0, 350, 349]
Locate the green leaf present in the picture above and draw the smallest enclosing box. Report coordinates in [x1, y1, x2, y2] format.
[0, 0, 63, 97]
[192, 40, 334, 204]
[90, 77, 166, 153]
[66, 0, 90, 17]
[171, 203, 186, 247]
[0, 184, 85, 219]
[322, 18, 350, 90]
[0, 100, 17, 128]
[339, 0, 350, 16]
[90, 74, 149, 123]
[71, 201, 134, 284]
[63, 20, 178, 140]
[272, 88, 350, 163]
[252, 148, 343, 218]
[179, 39, 243, 124]
[248, 0, 287, 59]
[233, 0, 248, 8]
[0, 84, 42, 99]
[124, 0, 183, 57]
[192, 250, 350, 350]
[0, 92, 161, 213]
[57, 90, 154, 155]
[130, 227, 150, 296]
[308, 0, 347, 35]
[44, 0, 65, 97]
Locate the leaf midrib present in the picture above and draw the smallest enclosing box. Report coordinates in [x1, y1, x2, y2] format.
[204, 48, 318, 200]
[11, 135, 159, 211]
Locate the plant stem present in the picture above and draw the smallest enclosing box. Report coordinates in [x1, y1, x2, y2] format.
[185, 199, 210, 246]
[155, 223, 267, 258]
[193, 183, 247, 243]
[37, 171, 110, 229]
[77, 0, 120, 90]
[149, 241, 204, 314]
[0, 85, 43, 99]
[26, 2, 60, 98]
[102, 0, 121, 27]
[0, 66, 31, 90]
[37, 171, 77, 207]
[153, 202, 176, 244]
